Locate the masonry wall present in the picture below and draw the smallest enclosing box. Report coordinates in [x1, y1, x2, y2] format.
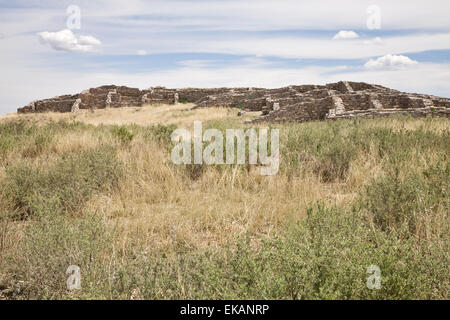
[17, 81, 450, 122]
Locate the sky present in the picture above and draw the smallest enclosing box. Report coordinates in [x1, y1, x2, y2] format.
[1, 0, 450, 114]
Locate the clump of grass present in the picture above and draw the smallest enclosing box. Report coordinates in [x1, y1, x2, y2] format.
[184, 163, 206, 181]
[3, 145, 121, 219]
[143, 123, 177, 148]
[282, 121, 358, 181]
[0, 120, 93, 160]
[0, 121, 44, 158]
[112, 126, 134, 145]
[21, 131, 53, 158]
[0, 121, 28, 156]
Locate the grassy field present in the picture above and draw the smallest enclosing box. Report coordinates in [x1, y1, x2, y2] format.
[0, 104, 448, 299]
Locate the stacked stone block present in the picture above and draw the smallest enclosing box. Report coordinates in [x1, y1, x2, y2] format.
[17, 81, 450, 122]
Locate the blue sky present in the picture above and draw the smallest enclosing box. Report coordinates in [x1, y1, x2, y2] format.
[1, 0, 450, 114]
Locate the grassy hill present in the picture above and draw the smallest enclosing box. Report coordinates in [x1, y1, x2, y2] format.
[0, 104, 448, 299]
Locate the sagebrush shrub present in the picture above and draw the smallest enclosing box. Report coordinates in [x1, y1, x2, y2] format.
[142, 123, 177, 149]
[112, 126, 134, 145]
[361, 161, 449, 237]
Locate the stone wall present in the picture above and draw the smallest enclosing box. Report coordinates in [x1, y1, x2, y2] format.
[17, 81, 450, 122]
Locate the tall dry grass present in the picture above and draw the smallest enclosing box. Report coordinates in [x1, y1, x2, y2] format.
[0, 107, 448, 299]
[1, 103, 258, 128]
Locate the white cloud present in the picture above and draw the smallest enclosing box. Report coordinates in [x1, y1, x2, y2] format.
[364, 54, 418, 70]
[37, 29, 101, 53]
[333, 30, 359, 40]
[137, 50, 148, 56]
[77, 35, 101, 47]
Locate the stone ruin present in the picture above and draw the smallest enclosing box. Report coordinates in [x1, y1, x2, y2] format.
[18, 81, 450, 122]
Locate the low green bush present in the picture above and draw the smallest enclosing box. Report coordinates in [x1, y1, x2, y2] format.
[361, 161, 449, 236]
[142, 123, 177, 149]
[112, 126, 134, 145]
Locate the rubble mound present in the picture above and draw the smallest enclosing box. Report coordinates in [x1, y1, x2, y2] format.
[18, 81, 450, 122]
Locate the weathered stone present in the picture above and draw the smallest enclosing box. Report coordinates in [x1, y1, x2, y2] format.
[71, 98, 81, 113]
[17, 82, 450, 122]
[105, 89, 117, 108]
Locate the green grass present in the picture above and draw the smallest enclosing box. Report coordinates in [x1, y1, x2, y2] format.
[112, 126, 135, 145]
[280, 117, 449, 180]
[141, 123, 177, 148]
[0, 115, 448, 300]
[2, 145, 122, 219]
[361, 161, 449, 236]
